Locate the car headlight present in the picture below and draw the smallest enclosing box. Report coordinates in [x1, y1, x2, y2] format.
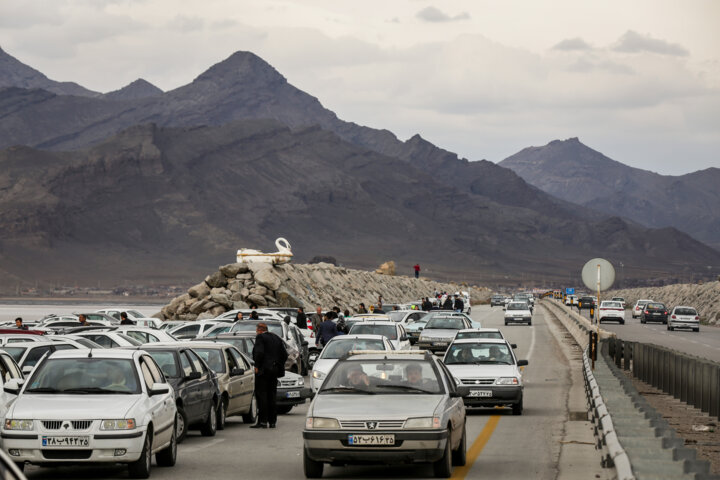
[454, 377, 462, 386]
[101, 419, 136, 430]
[404, 416, 441, 429]
[312, 370, 325, 380]
[495, 377, 519, 385]
[4, 419, 33, 431]
[305, 417, 339, 429]
[296, 377, 305, 386]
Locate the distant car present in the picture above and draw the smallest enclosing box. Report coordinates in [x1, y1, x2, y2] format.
[216, 309, 284, 321]
[230, 320, 308, 374]
[347, 321, 410, 350]
[95, 308, 150, 322]
[208, 330, 302, 374]
[504, 302, 532, 326]
[0, 333, 48, 346]
[611, 297, 626, 309]
[405, 318, 428, 345]
[453, 328, 512, 345]
[598, 301, 625, 324]
[35, 318, 113, 331]
[668, 306, 700, 332]
[4, 341, 81, 376]
[632, 299, 653, 319]
[490, 295, 505, 307]
[417, 315, 473, 352]
[276, 370, 313, 414]
[168, 320, 227, 340]
[577, 297, 595, 310]
[75, 312, 122, 324]
[72, 331, 143, 348]
[114, 326, 179, 344]
[386, 310, 428, 327]
[565, 295, 578, 306]
[640, 302, 669, 324]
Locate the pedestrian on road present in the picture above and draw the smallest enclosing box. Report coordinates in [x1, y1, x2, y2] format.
[357, 303, 368, 314]
[310, 307, 323, 331]
[414, 264, 420, 279]
[422, 298, 432, 312]
[251, 322, 288, 429]
[296, 307, 307, 329]
[454, 295, 464, 313]
[316, 313, 339, 347]
[14, 317, 27, 330]
[120, 312, 134, 325]
[234, 312, 244, 322]
[78, 314, 88, 326]
[442, 296, 453, 310]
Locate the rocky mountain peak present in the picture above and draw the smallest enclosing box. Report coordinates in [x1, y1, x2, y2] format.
[192, 50, 287, 90]
[105, 78, 163, 100]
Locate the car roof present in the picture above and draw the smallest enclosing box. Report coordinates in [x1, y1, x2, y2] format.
[49, 348, 138, 359]
[672, 306, 696, 310]
[3, 340, 66, 347]
[349, 321, 397, 326]
[457, 328, 500, 333]
[450, 338, 508, 345]
[172, 341, 230, 349]
[326, 334, 388, 342]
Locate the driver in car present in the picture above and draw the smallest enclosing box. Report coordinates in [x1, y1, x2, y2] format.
[405, 363, 436, 389]
[346, 366, 371, 387]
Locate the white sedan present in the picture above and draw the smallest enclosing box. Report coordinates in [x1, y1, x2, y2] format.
[598, 301, 625, 324]
[1, 349, 177, 477]
[347, 321, 410, 350]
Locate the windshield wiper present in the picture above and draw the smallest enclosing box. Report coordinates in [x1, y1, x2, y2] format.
[320, 386, 375, 395]
[472, 361, 512, 365]
[25, 387, 60, 394]
[375, 384, 436, 394]
[60, 387, 133, 394]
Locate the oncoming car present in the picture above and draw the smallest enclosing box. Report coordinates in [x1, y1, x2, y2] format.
[1, 349, 177, 477]
[303, 351, 468, 478]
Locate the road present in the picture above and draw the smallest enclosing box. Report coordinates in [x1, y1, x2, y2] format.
[22, 305, 597, 480]
[568, 303, 720, 363]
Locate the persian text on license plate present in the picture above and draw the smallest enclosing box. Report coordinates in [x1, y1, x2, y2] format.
[468, 390, 492, 397]
[348, 434, 395, 446]
[42, 436, 89, 447]
[286, 390, 300, 398]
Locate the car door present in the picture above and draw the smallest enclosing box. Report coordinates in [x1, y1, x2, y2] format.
[225, 347, 251, 413]
[231, 349, 255, 406]
[186, 349, 215, 418]
[438, 361, 464, 448]
[397, 325, 410, 350]
[178, 351, 201, 421]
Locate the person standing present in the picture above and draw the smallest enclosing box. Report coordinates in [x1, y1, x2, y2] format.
[414, 264, 420, 279]
[310, 307, 323, 331]
[422, 297, 432, 312]
[251, 322, 288, 429]
[14, 317, 27, 330]
[77, 314, 88, 326]
[454, 295, 464, 313]
[315, 313, 339, 347]
[120, 312, 134, 325]
[357, 303, 368, 314]
[442, 296, 453, 310]
[296, 307, 307, 330]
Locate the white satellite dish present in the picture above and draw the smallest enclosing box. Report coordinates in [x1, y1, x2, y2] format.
[581, 258, 615, 292]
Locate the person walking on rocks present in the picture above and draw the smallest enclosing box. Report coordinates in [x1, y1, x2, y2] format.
[296, 307, 307, 330]
[251, 322, 288, 429]
[414, 264, 420, 279]
[310, 307, 323, 331]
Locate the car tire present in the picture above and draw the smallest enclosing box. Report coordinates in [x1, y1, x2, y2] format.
[663, 320, 667, 325]
[303, 447, 324, 478]
[242, 394, 258, 424]
[156, 421, 177, 467]
[527, 320, 532, 326]
[667, 326, 673, 331]
[451, 425, 467, 467]
[277, 405, 293, 415]
[693, 328, 700, 332]
[176, 406, 188, 443]
[620, 321, 625, 325]
[433, 434, 453, 478]
[128, 430, 152, 479]
[512, 398, 523, 416]
[504, 321, 508, 326]
[201, 401, 217, 436]
[217, 397, 227, 430]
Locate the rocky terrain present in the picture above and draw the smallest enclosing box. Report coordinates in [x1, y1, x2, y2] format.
[158, 261, 490, 320]
[607, 281, 720, 325]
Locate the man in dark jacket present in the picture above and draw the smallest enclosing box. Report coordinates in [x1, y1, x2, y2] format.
[120, 312, 134, 325]
[252, 322, 288, 429]
[296, 307, 307, 329]
[454, 296, 464, 313]
[421, 298, 433, 312]
[315, 313, 339, 347]
[442, 297, 454, 310]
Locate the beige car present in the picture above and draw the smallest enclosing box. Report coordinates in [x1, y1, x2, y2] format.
[175, 341, 257, 429]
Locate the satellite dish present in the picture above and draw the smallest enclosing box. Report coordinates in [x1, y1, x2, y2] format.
[581, 258, 615, 292]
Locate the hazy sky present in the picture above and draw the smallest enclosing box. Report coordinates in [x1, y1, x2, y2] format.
[1, 0, 718, 175]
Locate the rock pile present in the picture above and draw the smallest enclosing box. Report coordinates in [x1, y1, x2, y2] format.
[607, 281, 720, 326]
[158, 262, 491, 321]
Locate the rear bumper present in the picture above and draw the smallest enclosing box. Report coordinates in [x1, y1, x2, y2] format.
[462, 386, 522, 407]
[504, 316, 531, 323]
[668, 320, 699, 329]
[642, 315, 667, 323]
[277, 387, 313, 406]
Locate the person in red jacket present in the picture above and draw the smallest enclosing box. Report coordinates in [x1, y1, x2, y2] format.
[413, 264, 420, 279]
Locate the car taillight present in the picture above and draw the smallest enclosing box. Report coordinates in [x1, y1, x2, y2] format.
[695, 316, 699, 320]
[664, 311, 668, 315]
[671, 315, 676, 319]
[644, 310, 649, 314]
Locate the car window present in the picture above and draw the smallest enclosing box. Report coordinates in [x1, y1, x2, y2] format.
[675, 308, 697, 316]
[174, 324, 202, 337]
[225, 349, 239, 370]
[148, 351, 180, 378]
[445, 343, 513, 365]
[3, 347, 27, 363]
[0, 353, 22, 381]
[320, 338, 387, 359]
[456, 331, 503, 340]
[348, 324, 397, 340]
[8, 338, 31, 344]
[53, 344, 77, 351]
[424, 317, 465, 330]
[320, 359, 443, 394]
[140, 361, 155, 390]
[142, 355, 165, 384]
[184, 350, 205, 374]
[128, 310, 144, 318]
[178, 351, 194, 376]
[125, 331, 149, 343]
[193, 348, 225, 373]
[84, 335, 116, 348]
[230, 349, 250, 370]
[117, 333, 142, 346]
[24, 345, 53, 367]
[27, 358, 140, 394]
[231, 322, 283, 337]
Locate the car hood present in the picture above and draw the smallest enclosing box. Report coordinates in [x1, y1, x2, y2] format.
[313, 359, 339, 375]
[446, 364, 518, 379]
[419, 329, 457, 339]
[311, 394, 444, 419]
[9, 394, 140, 419]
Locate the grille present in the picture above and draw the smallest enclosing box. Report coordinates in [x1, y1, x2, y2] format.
[278, 379, 296, 388]
[42, 450, 92, 460]
[461, 378, 494, 385]
[42, 421, 62, 430]
[339, 420, 405, 429]
[41, 420, 93, 430]
[72, 420, 93, 430]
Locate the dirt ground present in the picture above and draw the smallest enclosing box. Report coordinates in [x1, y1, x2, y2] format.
[624, 372, 720, 475]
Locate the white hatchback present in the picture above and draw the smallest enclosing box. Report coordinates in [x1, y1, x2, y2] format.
[668, 306, 700, 332]
[632, 299, 653, 319]
[2, 349, 178, 477]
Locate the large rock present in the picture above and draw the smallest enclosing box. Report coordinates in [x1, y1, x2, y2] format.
[250, 285, 268, 297]
[247, 293, 268, 307]
[205, 271, 227, 288]
[188, 282, 211, 298]
[375, 261, 396, 276]
[220, 262, 248, 278]
[209, 306, 226, 317]
[275, 287, 303, 308]
[232, 300, 250, 310]
[210, 293, 232, 308]
[230, 292, 245, 302]
[255, 268, 281, 291]
[248, 262, 272, 275]
[235, 273, 252, 281]
[197, 312, 216, 320]
[227, 279, 243, 293]
[189, 299, 208, 314]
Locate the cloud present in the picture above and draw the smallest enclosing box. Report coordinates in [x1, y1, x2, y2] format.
[612, 30, 689, 56]
[168, 15, 205, 33]
[552, 37, 593, 52]
[416, 6, 470, 23]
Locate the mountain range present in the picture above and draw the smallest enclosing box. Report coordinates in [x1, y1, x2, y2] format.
[0, 46, 718, 289]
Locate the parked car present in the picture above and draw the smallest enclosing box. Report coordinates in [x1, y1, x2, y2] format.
[632, 299, 653, 318]
[386, 310, 428, 327]
[114, 326, 179, 344]
[168, 320, 227, 340]
[216, 309, 284, 321]
[598, 301, 626, 324]
[0, 332, 48, 346]
[230, 320, 309, 374]
[443, 339, 527, 415]
[417, 315, 473, 352]
[0, 349, 24, 420]
[4, 341, 81, 376]
[34, 318, 113, 331]
[71, 331, 143, 348]
[504, 302, 532, 326]
[310, 335, 394, 391]
[303, 350, 468, 478]
[347, 321, 410, 350]
[45, 335, 103, 349]
[129, 344, 220, 443]
[1, 348, 177, 477]
[206, 330, 301, 373]
[668, 306, 700, 332]
[640, 302, 669, 324]
[75, 313, 121, 325]
[94, 309, 149, 322]
[276, 370, 313, 415]
[405, 318, 429, 345]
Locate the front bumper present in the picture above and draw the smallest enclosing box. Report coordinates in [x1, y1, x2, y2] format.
[277, 387, 313, 406]
[504, 316, 531, 324]
[303, 429, 448, 464]
[1, 429, 146, 464]
[416, 340, 450, 352]
[462, 385, 522, 407]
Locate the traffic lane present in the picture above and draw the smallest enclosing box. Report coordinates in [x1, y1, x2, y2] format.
[572, 306, 720, 363]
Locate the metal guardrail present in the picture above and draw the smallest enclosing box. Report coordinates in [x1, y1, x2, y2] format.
[608, 337, 720, 421]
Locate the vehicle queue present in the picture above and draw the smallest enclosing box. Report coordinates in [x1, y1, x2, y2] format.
[0, 294, 531, 479]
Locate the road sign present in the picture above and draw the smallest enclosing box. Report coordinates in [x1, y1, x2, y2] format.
[582, 258, 615, 292]
[565, 288, 575, 295]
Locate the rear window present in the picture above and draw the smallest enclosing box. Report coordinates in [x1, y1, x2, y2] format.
[602, 302, 622, 308]
[424, 317, 465, 330]
[647, 303, 665, 309]
[348, 324, 397, 340]
[675, 308, 697, 316]
[456, 331, 503, 340]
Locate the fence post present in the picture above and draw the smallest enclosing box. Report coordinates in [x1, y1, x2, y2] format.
[710, 365, 719, 420]
[688, 358, 697, 407]
[615, 339, 622, 368]
[681, 356, 689, 403]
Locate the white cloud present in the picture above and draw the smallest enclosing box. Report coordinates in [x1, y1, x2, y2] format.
[416, 6, 470, 23]
[612, 30, 689, 56]
[552, 37, 593, 51]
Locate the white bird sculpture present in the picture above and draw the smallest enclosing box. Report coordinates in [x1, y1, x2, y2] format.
[237, 238, 293, 264]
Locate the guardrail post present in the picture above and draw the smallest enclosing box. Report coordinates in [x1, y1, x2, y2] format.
[710, 365, 719, 420]
[662, 350, 670, 392]
[625, 341, 632, 371]
[688, 358, 697, 407]
[681, 356, 689, 403]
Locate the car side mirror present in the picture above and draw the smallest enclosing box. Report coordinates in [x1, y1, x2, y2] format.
[3, 378, 24, 395]
[301, 340, 309, 347]
[149, 383, 170, 396]
[453, 386, 470, 397]
[230, 368, 245, 377]
[517, 360, 529, 367]
[185, 371, 201, 381]
[511, 344, 517, 349]
[400, 335, 408, 341]
[22, 366, 33, 376]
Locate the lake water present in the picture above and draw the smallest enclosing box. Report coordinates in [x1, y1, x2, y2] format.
[0, 302, 164, 323]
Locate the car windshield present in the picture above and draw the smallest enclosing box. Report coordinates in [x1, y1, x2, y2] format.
[205, 324, 232, 337]
[117, 333, 143, 346]
[445, 343, 513, 365]
[675, 308, 697, 316]
[647, 303, 665, 309]
[602, 302, 622, 308]
[192, 348, 225, 373]
[320, 359, 443, 394]
[424, 317, 464, 330]
[26, 358, 140, 394]
[456, 331, 503, 340]
[231, 322, 283, 337]
[612, 298, 624, 302]
[506, 303, 528, 311]
[348, 324, 397, 340]
[146, 351, 179, 378]
[386, 311, 407, 322]
[4, 347, 27, 362]
[319, 339, 387, 359]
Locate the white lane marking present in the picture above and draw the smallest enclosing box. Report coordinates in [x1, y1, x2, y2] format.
[181, 437, 225, 453]
[526, 319, 536, 362]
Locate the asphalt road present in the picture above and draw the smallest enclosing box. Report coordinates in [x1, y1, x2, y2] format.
[568, 303, 720, 363]
[22, 305, 589, 480]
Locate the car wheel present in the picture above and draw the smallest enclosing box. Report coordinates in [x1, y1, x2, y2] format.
[433, 434, 453, 478]
[512, 398, 523, 416]
[175, 406, 188, 443]
[620, 321, 625, 325]
[303, 446, 324, 478]
[527, 320, 532, 326]
[217, 397, 227, 430]
[277, 405, 293, 415]
[201, 401, 217, 436]
[504, 321, 508, 326]
[156, 421, 177, 467]
[451, 425, 467, 467]
[693, 328, 700, 332]
[667, 326, 673, 331]
[663, 320, 668, 324]
[242, 394, 258, 424]
[128, 430, 152, 479]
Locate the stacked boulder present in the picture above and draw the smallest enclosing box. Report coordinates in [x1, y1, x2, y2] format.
[158, 262, 491, 321]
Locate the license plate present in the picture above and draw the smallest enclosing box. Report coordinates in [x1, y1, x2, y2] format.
[286, 390, 300, 398]
[348, 434, 395, 446]
[468, 390, 492, 397]
[653, 313, 660, 315]
[42, 436, 89, 447]
[432, 342, 447, 346]
[514, 318, 523, 321]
